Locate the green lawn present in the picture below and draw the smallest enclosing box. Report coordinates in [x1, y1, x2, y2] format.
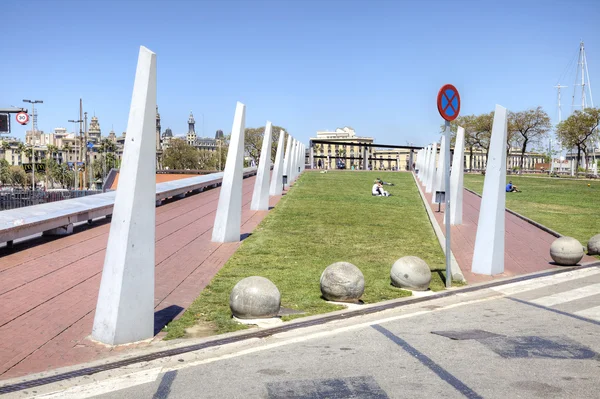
[463, 174, 600, 246]
[164, 171, 447, 339]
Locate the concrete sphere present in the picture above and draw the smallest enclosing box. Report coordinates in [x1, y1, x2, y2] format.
[588, 234, 600, 255]
[550, 237, 585, 266]
[390, 256, 432, 291]
[320, 262, 365, 302]
[229, 276, 281, 319]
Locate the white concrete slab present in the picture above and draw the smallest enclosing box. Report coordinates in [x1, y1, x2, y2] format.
[250, 121, 273, 211]
[471, 105, 508, 275]
[92, 46, 157, 345]
[212, 102, 246, 243]
[449, 126, 465, 225]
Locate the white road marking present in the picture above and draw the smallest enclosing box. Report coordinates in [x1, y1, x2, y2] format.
[490, 268, 600, 295]
[19, 292, 509, 398]
[162, 296, 499, 373]
[530, 283, 600, 307]
[31, 368, 162, 399]
[575, 305, 600, 321]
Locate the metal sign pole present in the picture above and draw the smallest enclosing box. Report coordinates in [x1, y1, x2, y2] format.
[444, 120, 452, 288]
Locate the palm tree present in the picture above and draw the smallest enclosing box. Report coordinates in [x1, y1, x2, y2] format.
[17, 142, 25, 157]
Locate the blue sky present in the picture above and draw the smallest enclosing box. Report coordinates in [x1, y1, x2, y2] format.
[2, 0, 599, 147]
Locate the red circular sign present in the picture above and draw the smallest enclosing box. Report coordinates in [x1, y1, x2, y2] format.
[437, 84, 460, 121]
[16, 112, 29, 125]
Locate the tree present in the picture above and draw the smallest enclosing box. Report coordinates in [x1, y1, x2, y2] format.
[556, 108, 600, 172]
[9, 166, 27, 187]
[0, 159, 10, 185]
[446, 114, 479, 170]
[55, 164, 74, 188]
[244, 126, 286, 164]
[162, 139, 200, 170]
[509, 107, 551, 169]
[44, 158, 60, 188]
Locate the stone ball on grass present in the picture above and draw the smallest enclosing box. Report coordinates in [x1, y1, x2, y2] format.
[390, 256, 432, 291]
[588, 234, 600, 255]
[229, 276, 281, 319]
[320, 262, 365, 302]
[550, 237, 584, 266]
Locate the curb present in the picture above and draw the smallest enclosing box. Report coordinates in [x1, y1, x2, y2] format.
[2, 262, 599, 395]
[411, 173, 466, 283]
[463, 187, 562, 238]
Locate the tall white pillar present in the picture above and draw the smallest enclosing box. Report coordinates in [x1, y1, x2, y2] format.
[432, 136, 447, 204]
[416, 149, 422, 180]
[250, 121, 273, 211]
[92, 46, 157, 345]
[422, 146, 431, 184]
[419, 149, 425, 179]
[283, 135, 293, 188]
[289, 140, 296, 181]
[212, 102, 246, 243]
[425, 143, 437, 193]
[292, 140, 299, 180]
[472, 105, 508, 275]
[449, 126, 465, 225]
[269, 130, 286, 196]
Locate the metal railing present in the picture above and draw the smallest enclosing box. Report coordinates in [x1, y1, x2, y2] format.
[0, 189, 102, 211]
[0, 167, 258, 244]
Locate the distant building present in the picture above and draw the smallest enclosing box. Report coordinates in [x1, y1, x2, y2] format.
[310, 127, 376, 170]
[88, 116, 102, 143]
[161, 127, 173, 150]
[186, 112, 196, 146]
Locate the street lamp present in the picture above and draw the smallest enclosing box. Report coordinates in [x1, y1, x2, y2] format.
[69, 119, 83, 189]
[23, 99, 43, 191]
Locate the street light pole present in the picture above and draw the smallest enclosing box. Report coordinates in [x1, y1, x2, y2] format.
[23, 99, 43, 191]
[68, 118, 83, 189]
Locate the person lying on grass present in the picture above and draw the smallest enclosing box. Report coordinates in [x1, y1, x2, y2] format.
[376, 178, 394, 186]
[506, 181, 521, 193]
[372, 181, 391, 196]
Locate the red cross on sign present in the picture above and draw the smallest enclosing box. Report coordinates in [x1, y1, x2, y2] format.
[437, 84, 461, 121]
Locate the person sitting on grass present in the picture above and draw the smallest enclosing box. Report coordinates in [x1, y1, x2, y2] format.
[372, 180, 391, 196]
[506, 181, 521, 193]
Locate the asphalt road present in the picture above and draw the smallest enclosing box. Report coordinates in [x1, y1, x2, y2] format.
[11, 266, 600, 399]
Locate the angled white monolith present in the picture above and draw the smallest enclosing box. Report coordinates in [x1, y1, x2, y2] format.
[302, 144, 306, 170]
[421, 146, 430, 183]
[449, 126, 465, 225]
[432, 135, 447, 204]
[92, 46, 157, 345]
[283, 135, 293, 188]
[425, 143, 437, 193]
[212, 102, 246, 243]
[250, 121, 273, 211]
[417, 149, 425, 182]
[269, 130, 286, 196]
[290, 140, 297, 181]
[472, 105, 508, 275]
[292, 140, 299, 180]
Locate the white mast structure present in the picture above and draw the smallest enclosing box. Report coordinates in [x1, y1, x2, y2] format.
[553, 84, 568, 173]
[571, 41, 595, 171]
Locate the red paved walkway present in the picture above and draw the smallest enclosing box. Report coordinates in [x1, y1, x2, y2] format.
[417, 178, 596, 284]
[0, 175, 282, 380]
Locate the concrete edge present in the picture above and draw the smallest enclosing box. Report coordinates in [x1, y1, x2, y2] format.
[411, 172, 466, 283]
[4, 261, 600, 393]
[463, 187, 563, 238]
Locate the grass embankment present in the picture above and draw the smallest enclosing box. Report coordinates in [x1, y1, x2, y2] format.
[165, 171, 446, 339]
[463, 174, 600, 246]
